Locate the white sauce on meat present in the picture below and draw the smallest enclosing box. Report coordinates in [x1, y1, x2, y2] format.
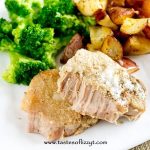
[59, 49, 146, 105]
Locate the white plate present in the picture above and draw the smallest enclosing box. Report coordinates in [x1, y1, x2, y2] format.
[0, 1, 150, 150]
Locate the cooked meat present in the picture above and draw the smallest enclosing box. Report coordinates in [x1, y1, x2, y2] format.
[60, 33, 84, 64]
[57, 49, 146, 124]
[22, 69, 98, 141]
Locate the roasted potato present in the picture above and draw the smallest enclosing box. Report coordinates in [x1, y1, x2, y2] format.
[118, 57, 139, 74]
[101, 36, 123, 60]
[90, 26, 113, 50]
[100, 0, 108, 10]
[108, 0, 125, 7]
[87, 43, 96, 51]
[120, 18, 148, 34]
[97, 14, 118, 30]
[142, 0, 150, 17]
[108, 7, 137, 25]
[73, 0, 107, 16]
[75, 0, 150, 63]
[124, 35, 150, 55]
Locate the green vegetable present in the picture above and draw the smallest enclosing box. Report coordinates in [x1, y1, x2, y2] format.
[41, 36, 72, 68]
[81, 16, 96, 27]
[78, 16, 96, 38]
[0, 33, 16, 52]
[5, 0, 43, 25]
[0, 18, 16, 51]
[0, 18, 12, 34]
[5, 0, 30, 18]
[12, 24, 71, 68]
[43, 0, 76, 14]
[3, 52, 47, 85]
[37, 12, 84, 35]
[34, 0, 96, 36]
[17, 24, 54, 59]
[0, 0, 96, 85]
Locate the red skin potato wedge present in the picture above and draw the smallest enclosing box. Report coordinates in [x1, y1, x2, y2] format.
[118, 57, 139, 74]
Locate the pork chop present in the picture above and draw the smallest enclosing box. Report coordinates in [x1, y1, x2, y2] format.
[22, 69, 98, 141]
[57, 49, 146, 124]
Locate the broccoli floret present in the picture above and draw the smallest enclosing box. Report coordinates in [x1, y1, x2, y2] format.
[34, 3, 96, 37]
[9, 0, 44, 44]
[0, 33, 16, 51]
[5, 0, 43, 25]
[41, 52, 56, 68]
[12, 22, 26, 44]
[47, 13, 83, 35]
[81, 16, 96, 26]
[33, 5, 55, 27]
[0, 18, 13, 40]
[34, 0, 76, 29]
[1, 0, 96, 86]
[35, 9, 82, 35]
[0, 18, 12, 34]
[31, 1, 43, 19]
[3, 52, 47, 85]
[12, 24, 71, 68]
[0, 18, 16, 51]
[77, 16, 96, 38]
[16, 24, 54, 60]
[5, 0, 30, 18]
[41, 36, 71, 68]
[44, 0, 76, 14]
